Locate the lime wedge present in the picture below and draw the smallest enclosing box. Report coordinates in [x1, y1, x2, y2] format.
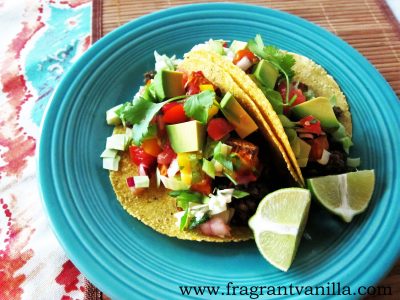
[307, 170, 375, 222]
[248, 188, 311, 272]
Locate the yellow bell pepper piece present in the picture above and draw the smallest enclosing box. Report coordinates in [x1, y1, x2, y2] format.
[199, 84, 214, 91]
[208, 104, 219, 121]
[177, 153, 192, 185]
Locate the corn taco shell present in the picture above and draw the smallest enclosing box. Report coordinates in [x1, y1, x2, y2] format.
[110, 129, 253, 242]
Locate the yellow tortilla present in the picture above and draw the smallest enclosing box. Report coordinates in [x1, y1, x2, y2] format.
[109, 127, 252, 242]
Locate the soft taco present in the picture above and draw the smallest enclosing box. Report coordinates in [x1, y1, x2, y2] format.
[183, 36, 355, 181]
[102, 50, 297, 242]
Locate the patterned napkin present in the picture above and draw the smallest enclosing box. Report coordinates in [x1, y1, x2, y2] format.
[0, 1, 101, 299]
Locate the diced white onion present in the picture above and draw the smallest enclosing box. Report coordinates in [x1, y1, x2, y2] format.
[167, 158, 180, 178]
[317, 149, 331, 165]
[235, 56, 253, 71]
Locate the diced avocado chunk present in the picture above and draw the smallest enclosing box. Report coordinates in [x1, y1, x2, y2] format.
[297, 139, 311, 167]
[230, 40, 247, 53]
[102, 155, 121, 171]
[106, 104, 123, 125]
[252, 60, 279, 89]
[154, 69, 185, 100]
[167, 120, 205, 153]
[220, 92, 258, 138]
[291, 97, 341, 130]
[106, 134, 127, 150]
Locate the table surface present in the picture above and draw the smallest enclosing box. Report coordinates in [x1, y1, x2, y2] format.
[0, 1, 399, 300]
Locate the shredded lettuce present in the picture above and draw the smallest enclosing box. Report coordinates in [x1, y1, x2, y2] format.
[154, 51, 181, 72]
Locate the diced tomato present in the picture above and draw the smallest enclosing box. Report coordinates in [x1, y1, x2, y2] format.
[278, 82, 306, 113]
[185, 71, 213, 95]
[163, 103, 188, 124]
[233, 49, 258, 64]
[307, 135, 329, 161]
[298, 116, 322, 136]
[157, 142, 177, 165]
[162, 102, 180, 113]
[207, 118, 234, 141]
[156, 114, 166, 138]
[142, 138, 162, 157]
[236, 170, 258, 185]
[129, 145, 157, 168]
[190, 176, 212, 195]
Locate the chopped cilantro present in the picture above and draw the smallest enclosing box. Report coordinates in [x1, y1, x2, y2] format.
[188, 214, 209, 230]
[119, 95, 186, 145]
[179, 208, 190, 231]
[169, 190, 203, 210]
[248, 34, 295, 105]
[232, 190, 250, 199]
[183, 90, 215, 124]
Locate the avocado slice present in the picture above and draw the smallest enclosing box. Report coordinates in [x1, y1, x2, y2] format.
[154, 69, 185, 100]
[166, 120, 205, 153]
[297, 139, 311, 168]
[252, 60, 279, 89]
[220, 92, 258, 138]
[290, 97, 340, 130]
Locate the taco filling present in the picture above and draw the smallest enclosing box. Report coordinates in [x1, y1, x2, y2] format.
[184, 36, 358, 179]
[101, 51, 284, 240]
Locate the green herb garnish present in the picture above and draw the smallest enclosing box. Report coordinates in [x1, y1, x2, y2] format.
[188, 214, 210, 230]
[120, 95, 186, 145]
[183, 90, 215, 124]
[169, 190, 203, 210]
[233, 190, 250, 199]
[248, 34, 295, 105]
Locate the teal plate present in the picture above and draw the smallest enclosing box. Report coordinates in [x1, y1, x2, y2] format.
[38, 3, 400, 299]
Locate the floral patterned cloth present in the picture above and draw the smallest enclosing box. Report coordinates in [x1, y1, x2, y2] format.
[0, 1, 92, 299]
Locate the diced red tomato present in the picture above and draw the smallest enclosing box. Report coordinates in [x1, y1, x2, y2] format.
[157, 142, 177, 165]
[163, 103, 188, 124]
[307, 135, 329, 161]
[129, 145, 157, 168]
[207, 118, 234, 141]
[162, 102, 180, 113]
[233, 49, 258, 64]
[185, 71, 213, 95]
[142, 138, 162, 157]
[297, 116, 322, 136]
[236, 170, 258, 185]
[278, 82, 306, 113]
[156, 114, 166, 138]
[190, 176, 212, 195]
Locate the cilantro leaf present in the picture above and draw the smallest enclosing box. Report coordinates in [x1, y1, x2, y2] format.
[184, 90, 215, 124]
[248, 34, 296, 104]
[120, 95, 187, 145]
[179, 208, 190, 231]
[232, 190, 250, 199]
[263, 88, 284, 114]
[169, 190, 203, 210]
[188, 214, 209, 230]
[120, 97, 164, 145]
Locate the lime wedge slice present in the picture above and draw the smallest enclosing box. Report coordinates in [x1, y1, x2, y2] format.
[307, 170, 375, 222]
[248, 188, 311, 272]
